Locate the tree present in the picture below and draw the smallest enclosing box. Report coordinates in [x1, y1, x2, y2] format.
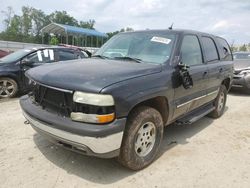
[239, 44, 247, 52]
[0, 6, 97, 44]
[1, 6, 14, 30]
[106, 27, 134, 39]
[229, 40, 237, 52]
[31, 8, 47, 37]
[48, 11, 78, 26]
[79, 19, 95, 29]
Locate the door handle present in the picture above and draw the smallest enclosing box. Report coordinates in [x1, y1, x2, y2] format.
[203, 71, 208, 77]
[219, 68, 223, 73]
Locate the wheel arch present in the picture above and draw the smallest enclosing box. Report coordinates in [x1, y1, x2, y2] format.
[127, 96, 169, 125]
[221, 77, 231, 91]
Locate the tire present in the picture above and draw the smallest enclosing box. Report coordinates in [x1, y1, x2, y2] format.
[0, 77, 18, 98]
[208, 85, 227, 118]
[118, 106, 164, 170]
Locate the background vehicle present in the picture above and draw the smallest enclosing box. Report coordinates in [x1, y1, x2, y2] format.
[232, 52, 250, 93]
[0, 49, 10, 58]
[0, 46, 90, 98]
[20, 29, 233, 170]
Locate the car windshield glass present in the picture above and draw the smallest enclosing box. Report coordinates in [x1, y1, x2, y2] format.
[0, 49, 32, 63]
[95, 32, 176, 64]
[233, 53, 250, 60]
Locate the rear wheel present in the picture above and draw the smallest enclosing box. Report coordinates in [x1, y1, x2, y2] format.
[118, 106, 163, 170]
[0, 77, 18, 98]
[208, 85, 227, 118]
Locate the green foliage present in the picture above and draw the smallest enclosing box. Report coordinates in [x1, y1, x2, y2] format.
[48, 11, 78, 26]
[79, 19, 95, 29]
[0, 6, 96, 44]
[0, 6, 134, 46]
[107, 27, 134, 39]
[239, 44, 247, 52]
[49, 36, 59, 45]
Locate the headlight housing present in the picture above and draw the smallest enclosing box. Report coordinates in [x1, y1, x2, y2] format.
[71, 91, 115, 124]
[73, 91, 114, 106]
[239, 70, 250, 76]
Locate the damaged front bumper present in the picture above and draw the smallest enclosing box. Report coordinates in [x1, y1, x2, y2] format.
[20, 96, 126, 158]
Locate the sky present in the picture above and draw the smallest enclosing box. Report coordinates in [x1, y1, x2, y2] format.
[1, 0, 250, 44]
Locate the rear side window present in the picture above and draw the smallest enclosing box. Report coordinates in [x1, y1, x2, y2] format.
[58, 50, 78, 61]
[216, 38, 233, 61]
[201, 37, 219, 62]
[180, 35, 203, 66]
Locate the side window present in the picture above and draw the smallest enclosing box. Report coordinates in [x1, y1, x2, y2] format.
[216, 38, 233, 61]
[58, 50, 78, 61]
[180, 35, 203, 66]
[25, 49, 55, 63]
[201, 37, 219, 62]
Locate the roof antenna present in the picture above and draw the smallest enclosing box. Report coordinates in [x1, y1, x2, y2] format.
[168, 23, 174, 30]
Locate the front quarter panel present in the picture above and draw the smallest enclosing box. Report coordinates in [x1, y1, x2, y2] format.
[100, 68, 174, 121]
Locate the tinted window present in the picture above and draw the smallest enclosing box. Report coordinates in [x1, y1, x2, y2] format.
[59, 50, 78, 61]
[181, 35, 203, 66]
[216, 38, 233, 61]
[25, 49, 55, 64]
[202, 37, 219, 62]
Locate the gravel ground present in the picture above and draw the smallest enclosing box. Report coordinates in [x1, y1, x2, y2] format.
[0, 91, 250, 188]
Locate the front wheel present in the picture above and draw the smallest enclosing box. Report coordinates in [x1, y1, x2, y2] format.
[208, 85, 227, 118]
[0, 77, 18, 98]
[118, 106, 163, 170]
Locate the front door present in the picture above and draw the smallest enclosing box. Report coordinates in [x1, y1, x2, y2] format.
[173, 35, 208, 119]
[20, 49, 56, 89]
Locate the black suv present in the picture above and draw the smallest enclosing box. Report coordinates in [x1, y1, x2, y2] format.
[0, 46, 90, 98]
[20, 29, 233, 170]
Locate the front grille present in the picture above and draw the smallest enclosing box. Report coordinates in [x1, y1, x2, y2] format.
[31, 84, 74, 117]
[30, 83, 115, 118]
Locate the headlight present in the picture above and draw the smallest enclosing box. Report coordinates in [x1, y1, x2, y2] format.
[72, 91, 115, 124]
[73, 91, 114, 106]
[239, 70, 250, 76]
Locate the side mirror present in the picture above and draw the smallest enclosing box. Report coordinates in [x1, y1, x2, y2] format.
[21, 58, 34, 65]
[178, 62, 193, 89]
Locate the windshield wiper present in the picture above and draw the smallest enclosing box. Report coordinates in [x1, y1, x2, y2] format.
[92, 55, 108, 59]
[113, 56, 143, 63]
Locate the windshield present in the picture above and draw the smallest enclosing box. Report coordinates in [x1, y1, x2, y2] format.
[0, 49, 32, 63]
[233, 53, 250, 60]
[95, 32, 176, 64]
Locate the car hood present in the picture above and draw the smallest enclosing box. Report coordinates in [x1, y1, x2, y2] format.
[26, 58, 162, 93]
[234, 59, 250, 70]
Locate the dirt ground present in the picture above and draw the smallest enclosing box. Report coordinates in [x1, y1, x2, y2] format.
[0, 91, 250, 188]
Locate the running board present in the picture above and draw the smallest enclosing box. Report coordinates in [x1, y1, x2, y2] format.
[176, 104, 215, 125]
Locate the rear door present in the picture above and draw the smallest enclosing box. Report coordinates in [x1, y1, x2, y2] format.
[173, 34, 209, 119]
[200, 36, 223, 103]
